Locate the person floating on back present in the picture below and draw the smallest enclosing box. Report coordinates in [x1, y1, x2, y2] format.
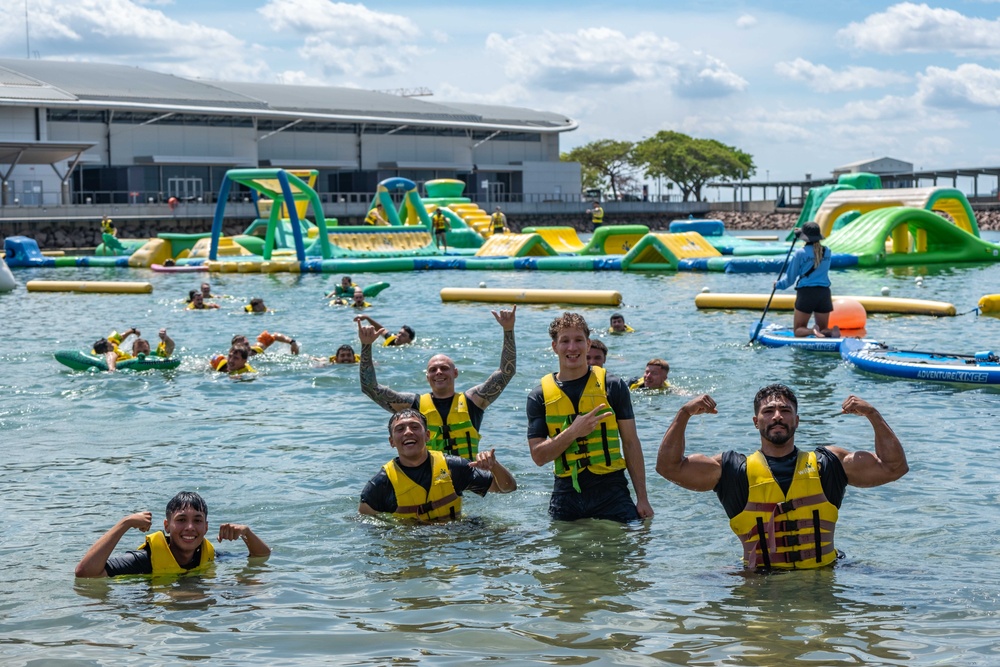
[655, 384, 908, 570]
[74, 491, 270, 577]
[775, 221, 839, 338]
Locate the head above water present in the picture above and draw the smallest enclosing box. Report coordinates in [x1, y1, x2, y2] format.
[753, 384, 798, 414]
[609, 313, 627, 331]
[165, 491, 208, 520]
[132, 338, 151, 355]
[395, 325, 415, 345]
[335, 344, 356, 363]
[548, 312, 590, 342]
[586, 338, 608, 367]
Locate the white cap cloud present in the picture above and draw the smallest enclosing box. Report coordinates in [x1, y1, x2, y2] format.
[775, 58, 910, 92]
[839, 2, 1000, 55]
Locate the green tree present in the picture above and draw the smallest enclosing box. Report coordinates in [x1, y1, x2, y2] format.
[632, 131, 755, 202]
[561, 139, 636, 200]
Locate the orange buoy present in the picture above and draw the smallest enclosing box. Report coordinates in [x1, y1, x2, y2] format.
[829, 297, 867, 330]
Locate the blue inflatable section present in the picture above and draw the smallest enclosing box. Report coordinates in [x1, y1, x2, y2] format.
[4, 236, 52, 267]
[669, 219, 725, 236]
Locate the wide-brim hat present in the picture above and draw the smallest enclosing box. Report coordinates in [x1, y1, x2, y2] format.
[797, 221, 823, 242]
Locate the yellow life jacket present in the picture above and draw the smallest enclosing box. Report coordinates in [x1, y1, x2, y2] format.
[328, 354, 361, 364]
[729, 450, 840, 570]
[351, 301, 371, 308]
[140, 530, 215, 575]
[419, 392, 480, 460]
[491, 212, 505, 232]
[591, 207, 604, 224]
[155, 342, 168, 357]
[384, 450, 461, 521]
[433, 212, 448, 232]
[364, 209, 383, 226]
[629, 378, 669, 391]
[213, 357, 255, 374]
[383, 335, 397, 347]
[541, 366, 624, 491]
[101, 219, 116, 235]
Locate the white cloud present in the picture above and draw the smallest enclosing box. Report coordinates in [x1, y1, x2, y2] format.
[838, 2, 1000, 55]
[258, 0, 423, 77]
[736, 14, 757, 29]
[0, 0, 266, 80]
[486, 28, 746, 98]
[917, 63, 1000, 109]
[775, 58, 910, 92]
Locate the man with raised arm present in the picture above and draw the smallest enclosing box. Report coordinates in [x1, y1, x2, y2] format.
[526, 312, 653, 523]
[655, 384, 908, 570]
[357, 307, 516, 461]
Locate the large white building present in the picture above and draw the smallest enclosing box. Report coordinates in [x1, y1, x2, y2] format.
[0, 59, 579, 207]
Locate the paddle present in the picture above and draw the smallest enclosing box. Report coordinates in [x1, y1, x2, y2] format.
[749, 233, 798, 345]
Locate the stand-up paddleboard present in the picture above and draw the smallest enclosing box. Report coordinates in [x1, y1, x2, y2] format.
[840, 338, 1000, 385]
[752, 322, 878, 352]
[54, 350, 181, 372]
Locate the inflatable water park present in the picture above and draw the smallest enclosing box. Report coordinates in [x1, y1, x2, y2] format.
[4, 169, 1000, 278]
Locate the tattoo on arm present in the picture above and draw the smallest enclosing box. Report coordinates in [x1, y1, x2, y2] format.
[359, 344, 418, 411]
[471, 329, 516, 406]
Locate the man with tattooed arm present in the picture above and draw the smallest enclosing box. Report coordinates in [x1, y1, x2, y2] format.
[357, 307, 517, 461]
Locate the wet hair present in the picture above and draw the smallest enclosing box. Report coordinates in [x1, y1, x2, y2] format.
[400, 325, 415, 340]
[336, 344, 355, 356]
[93, 338, 111, 354]
[228, 345, 250, 361]
[250, 298, 264, 309]
[188, 289, 198, 303]
[646, 358, 670, 373]
[231, 334, 248, 346]
[610, 313, 624, 323]
[342, 275, 351, 283]
[589, 339, 608, 355]
[133, 338, 151, 354]
[165, 491, 208, 518]
[753, 384, 798, 414]
[387, 408, 427, 435]
[548, 312, 590, 341]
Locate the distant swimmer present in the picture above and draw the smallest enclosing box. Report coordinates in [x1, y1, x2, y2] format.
[228, 331, 299, 357]
[358, 307, 516, 461]
[354, 314, 414, 347]
[774, 222, 839, 338]
[74, 491, 270, 578]
[329, 344, 359, 364]
[325, 276, 356, 299]
[526, 312, 653, 522]
[586, 338, 608, 368]
[210, 345, 256, 375]
[245, 297, 268, 313]
[188, 291, 220, 310]
[127, 328, 176, 359]
[609, 313, 633, 333]
[92, 338, 120, 372]
[200, 282, 216, 299]
[359, 409, 516, 521]
[629, 358, 669, 391]
[655, 384, 908, 570]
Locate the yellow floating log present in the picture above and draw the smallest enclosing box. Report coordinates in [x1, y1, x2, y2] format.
[695, 292, 955, 316]
[441, 287, 622, 306]
[26, 280, 153, 294]
[979, 294, 1000, 314]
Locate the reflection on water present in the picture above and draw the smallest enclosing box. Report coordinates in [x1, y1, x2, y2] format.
[3, 263, 1000, 663]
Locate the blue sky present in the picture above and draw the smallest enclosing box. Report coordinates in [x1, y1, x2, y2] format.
[2, 0, 1000, 184]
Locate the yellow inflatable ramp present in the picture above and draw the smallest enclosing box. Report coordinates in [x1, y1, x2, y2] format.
[27, 280, 153, 294]
[695, 292, 956, 316]
[328, 231, 431, 252]
[621, 232, 721, 271]
[441, 287, 621, 306]
[475, 233, 557, 257]
[530, 227, 586, 253]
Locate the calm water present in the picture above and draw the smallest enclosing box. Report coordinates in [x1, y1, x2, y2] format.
[2, 235, 1000, 666]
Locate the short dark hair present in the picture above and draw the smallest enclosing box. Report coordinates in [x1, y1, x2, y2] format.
[165, 491, 208, 518]
[228, 345, 250, 360]
[610, 313, 624, 323]
[589, 339, 608, 355]
[647, 358, 669, 373]
[401, 325, 415, 340]
[231, 334, 248, 346]
[93, 338, 111, 354]
[388, 408, 427, 435]
[753, 384, 798, 414]
[336, 344, 355, 356]
[548, 312, 590, 341]
[188, 289, 198, 302]
[250, 298, 264, 307]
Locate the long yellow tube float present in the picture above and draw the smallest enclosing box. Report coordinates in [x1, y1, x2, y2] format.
[441, 287, 622, 306]
[695, 292, 955, 316]
[26, 280, 153, 294]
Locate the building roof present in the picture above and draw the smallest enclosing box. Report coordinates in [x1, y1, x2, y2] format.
[0, 59, 576, 133]
[834, 156, 913, 171]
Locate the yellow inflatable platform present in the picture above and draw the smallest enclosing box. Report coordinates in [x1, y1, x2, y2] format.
[441, 287, 622, 306]
[695, 292, 956, 316]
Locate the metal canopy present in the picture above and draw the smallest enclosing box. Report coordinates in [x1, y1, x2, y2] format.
[0, 141, 94, 165]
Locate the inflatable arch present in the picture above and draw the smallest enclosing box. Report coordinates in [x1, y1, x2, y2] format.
[812, 187, 979, 238]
